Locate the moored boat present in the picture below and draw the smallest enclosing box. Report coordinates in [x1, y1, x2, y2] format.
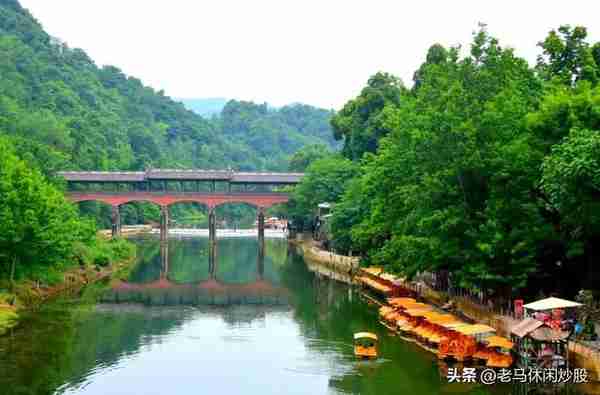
[354, 332, 379, 359]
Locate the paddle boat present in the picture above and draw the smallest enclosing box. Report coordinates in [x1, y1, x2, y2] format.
[354, 332, 379, 359]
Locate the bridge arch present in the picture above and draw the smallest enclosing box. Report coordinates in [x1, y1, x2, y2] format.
[213, 200, 260, 210]
[75, 199, 114, 230]
[164, 199, 211, 211]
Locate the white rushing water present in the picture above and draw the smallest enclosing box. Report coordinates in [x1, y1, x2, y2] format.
[148, 228, 289, 239]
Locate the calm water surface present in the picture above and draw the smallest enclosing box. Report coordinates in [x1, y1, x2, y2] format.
[0, 237, 583, 394]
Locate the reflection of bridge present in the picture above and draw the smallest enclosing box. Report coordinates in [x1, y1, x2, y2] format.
[111, 279, 287, 298]
[105, 241, 289, 306]
[58, 169, 303, 242]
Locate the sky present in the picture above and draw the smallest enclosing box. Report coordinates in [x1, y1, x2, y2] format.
[19, 0, 600, 110]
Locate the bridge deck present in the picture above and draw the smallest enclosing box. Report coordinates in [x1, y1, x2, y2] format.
[58, 169, 304, 184]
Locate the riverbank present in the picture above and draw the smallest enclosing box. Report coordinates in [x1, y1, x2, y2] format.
[292, 237, 600, 383]
[290, 235, 360, 275]
[0, 254, 136, 337]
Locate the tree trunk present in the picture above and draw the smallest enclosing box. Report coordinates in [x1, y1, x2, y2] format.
[584, 236, 600, 290]
[9, 255, 17, 289]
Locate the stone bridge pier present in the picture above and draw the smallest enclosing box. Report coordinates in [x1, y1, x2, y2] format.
[108, 199, 271, 245]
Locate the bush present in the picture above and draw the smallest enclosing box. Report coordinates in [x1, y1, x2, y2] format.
[93, 254, 111, 267]
[109, 238, 136, 262]
[74, 236, 136, 269]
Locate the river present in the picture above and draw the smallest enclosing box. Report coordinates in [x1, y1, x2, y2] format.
[0, 236, 581, 394]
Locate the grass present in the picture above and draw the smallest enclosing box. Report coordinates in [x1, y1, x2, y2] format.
[0, 306, 18, 335]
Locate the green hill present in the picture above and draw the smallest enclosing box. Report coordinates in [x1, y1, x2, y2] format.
[0, 0, 336, 176]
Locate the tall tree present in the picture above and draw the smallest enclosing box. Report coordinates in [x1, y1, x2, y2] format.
[537, 25, 599, 86]
[331, 72, 405, 160]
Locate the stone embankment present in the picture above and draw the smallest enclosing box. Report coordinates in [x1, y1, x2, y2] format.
[290, 234, 359, 277]
[99, 225, 153, 238]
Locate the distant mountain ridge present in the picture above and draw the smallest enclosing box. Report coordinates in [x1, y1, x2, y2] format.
[178, 98, 228, 117]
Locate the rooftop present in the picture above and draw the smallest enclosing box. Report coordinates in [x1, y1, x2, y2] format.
[523, 297, 582, 311]
[58, 169, 304, 184]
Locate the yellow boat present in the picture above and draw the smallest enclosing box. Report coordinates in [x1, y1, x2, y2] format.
[354, 332, 378, 359]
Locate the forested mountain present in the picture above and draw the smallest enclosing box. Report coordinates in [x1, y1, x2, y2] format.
[181, 98, 338, 169]
[0, 0, 335, 176]
[213, 100, 337, 170]
[0, 0, 338, 231]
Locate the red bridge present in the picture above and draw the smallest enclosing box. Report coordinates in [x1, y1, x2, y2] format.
[58, 169, 303, 240]
[67, 191, 291, 210]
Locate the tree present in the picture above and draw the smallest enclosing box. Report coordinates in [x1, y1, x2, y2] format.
[537, 25, 599, 86]
[540, 128, 600, 285]
[288, 144, 330, 172]
[593, 42, 600, 71]
[288, 155, 358, 227]
[413, 43, 450, 89]
[0, 137, 95, 282]
[329, 177, 368, 254]
[541, 128, 600, 235]
[344, 26, 547, 290]
[331, 72, 406, 161]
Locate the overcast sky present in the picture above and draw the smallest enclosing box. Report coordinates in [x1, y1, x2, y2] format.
[19, 0, 600, 109]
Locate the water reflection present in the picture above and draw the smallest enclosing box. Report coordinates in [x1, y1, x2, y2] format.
[103, 237, 288, 306]
[0, 237, 586, 395]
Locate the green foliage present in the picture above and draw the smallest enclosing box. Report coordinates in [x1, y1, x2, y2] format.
[218, 100, 337, 170]
[537, 25, 599, 86]
[289, 155, 358, 227]
[0, 308, 18, 336]
[288, 144, 331, 172]
[530, 82, 600, 265]
[0, 136, 96, 282]
[0, 2, 336, 175]
[303, 24, 598, 293]
[0, 2, 340, 232]
[329, 177, 367, 253]
[347, 27, 549, 288]
[331, 72, 406, 160]
[541, 128, 600, 247]
[527, 82, 600, 150]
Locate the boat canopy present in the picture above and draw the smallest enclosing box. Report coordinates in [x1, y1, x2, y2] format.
[354, 332, 378, 341]
[523, 297, 582, 311]
[428, 315, 463, 325]
[404, 307, 434, 316]
[380, 273, 399, 282]
[362, 267, 384, 276]
[485, 335, 514, 349]
[387, 297, 416, 305]
[399, 302, 429, 309]
[441, 322, 470, 329]
[455, 324, 496, 336]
